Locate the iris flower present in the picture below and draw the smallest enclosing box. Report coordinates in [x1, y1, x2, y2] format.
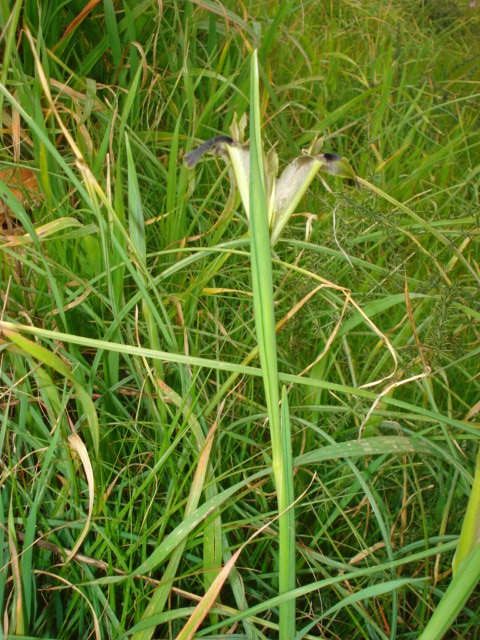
[185, 114, 360, 245]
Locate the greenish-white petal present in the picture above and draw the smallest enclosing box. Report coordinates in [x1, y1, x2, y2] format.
[270, 155, 323, 246]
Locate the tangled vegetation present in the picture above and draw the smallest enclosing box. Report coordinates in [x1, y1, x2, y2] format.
[1, 1, 479, 638]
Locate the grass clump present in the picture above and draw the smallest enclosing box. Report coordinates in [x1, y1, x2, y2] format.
[0, 1, 479, 638]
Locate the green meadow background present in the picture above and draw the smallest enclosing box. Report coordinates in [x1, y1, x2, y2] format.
[0, 1, 479, 638]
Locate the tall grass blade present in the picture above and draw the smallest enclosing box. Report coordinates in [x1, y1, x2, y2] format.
[418, 543, 480, 640]
[125, 134, 146, 264]
[103, 0, 122, 68]
[0, 0, 22, 119]
[8, 497, 25, 635]
[248, 50, 281, 471]
[280, 386, 296, 638]
[452, 446, 480, 573]
[248, 50, 293, 637]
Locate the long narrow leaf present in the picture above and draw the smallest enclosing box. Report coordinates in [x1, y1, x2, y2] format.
[418, 543, 480, 640]
[279, 387, 296, 638]
[248, 50, 290, 638]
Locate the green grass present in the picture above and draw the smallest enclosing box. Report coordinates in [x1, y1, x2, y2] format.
[1, 1, 479, 638]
